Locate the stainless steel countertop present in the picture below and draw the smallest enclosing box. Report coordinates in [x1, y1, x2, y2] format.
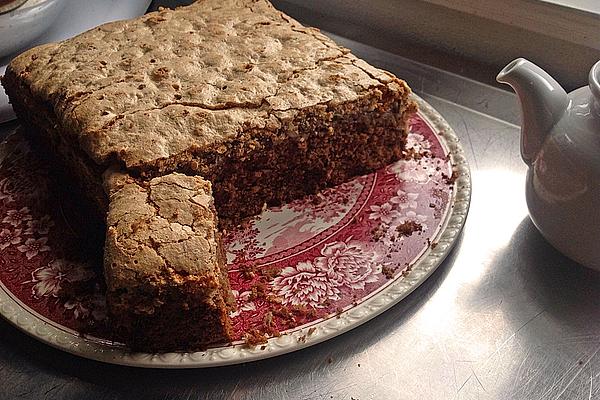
[0, 20, 599, 400]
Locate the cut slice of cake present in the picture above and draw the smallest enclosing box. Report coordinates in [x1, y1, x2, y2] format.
[103, 171, 233, 351]
[2, 0, 416, 225]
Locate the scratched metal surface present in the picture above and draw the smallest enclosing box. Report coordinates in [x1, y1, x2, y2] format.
[1, 7, 599, 400]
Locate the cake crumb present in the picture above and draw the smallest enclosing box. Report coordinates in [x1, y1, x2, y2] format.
[240, 263, 257, 280]
[265, 294, 283, 305]
[249, 282, 267, 300]
[263, 266, 282, 279]
[401, 265, 413, 277]
[370, 224, 385, 241]
[403, 147, 424, 160]
[310, 195, 322, 205]
[244, 329, 268, 346]
[396, 221, 423, 237]
[290, 304, 318, 320]
[442, 170, 458, 184]
[272, 307, 294, 322]
[263, 311, 274, 327]
[382, 264, 397, 279]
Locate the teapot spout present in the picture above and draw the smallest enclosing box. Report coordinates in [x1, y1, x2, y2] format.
[497, 58, 569, 166]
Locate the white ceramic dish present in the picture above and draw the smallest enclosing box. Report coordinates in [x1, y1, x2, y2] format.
[0, 0, 67, 58]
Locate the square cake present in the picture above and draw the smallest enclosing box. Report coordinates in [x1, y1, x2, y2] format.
[2, 0, 417, 351]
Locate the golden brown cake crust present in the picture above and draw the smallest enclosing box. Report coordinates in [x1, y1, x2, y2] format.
[6, 0, 411, 169]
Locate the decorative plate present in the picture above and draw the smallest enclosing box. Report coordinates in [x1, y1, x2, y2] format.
[0, 95, 470, 368]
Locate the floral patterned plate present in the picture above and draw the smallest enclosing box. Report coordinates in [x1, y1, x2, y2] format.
[0, 95, 470, 368]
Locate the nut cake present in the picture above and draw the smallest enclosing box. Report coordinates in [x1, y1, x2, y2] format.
[2, 0, 417, 351]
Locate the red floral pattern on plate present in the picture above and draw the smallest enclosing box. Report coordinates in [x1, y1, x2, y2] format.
[0, 113, 453, 346]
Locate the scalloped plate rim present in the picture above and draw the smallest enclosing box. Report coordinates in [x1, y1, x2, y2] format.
[0, 93, 472, 368]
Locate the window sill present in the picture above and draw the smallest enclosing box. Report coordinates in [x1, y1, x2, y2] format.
[273, 0, 600, 90]
[421, 0, 600, 50]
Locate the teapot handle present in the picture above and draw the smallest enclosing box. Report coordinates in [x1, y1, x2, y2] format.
[590, 60, 600, 115]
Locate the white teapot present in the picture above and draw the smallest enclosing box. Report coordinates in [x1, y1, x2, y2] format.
[497, 58, 600, 270]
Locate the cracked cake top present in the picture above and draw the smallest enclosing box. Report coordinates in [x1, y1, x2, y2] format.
[104, 171, 222, 288]
[7, 0, 410, 169]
